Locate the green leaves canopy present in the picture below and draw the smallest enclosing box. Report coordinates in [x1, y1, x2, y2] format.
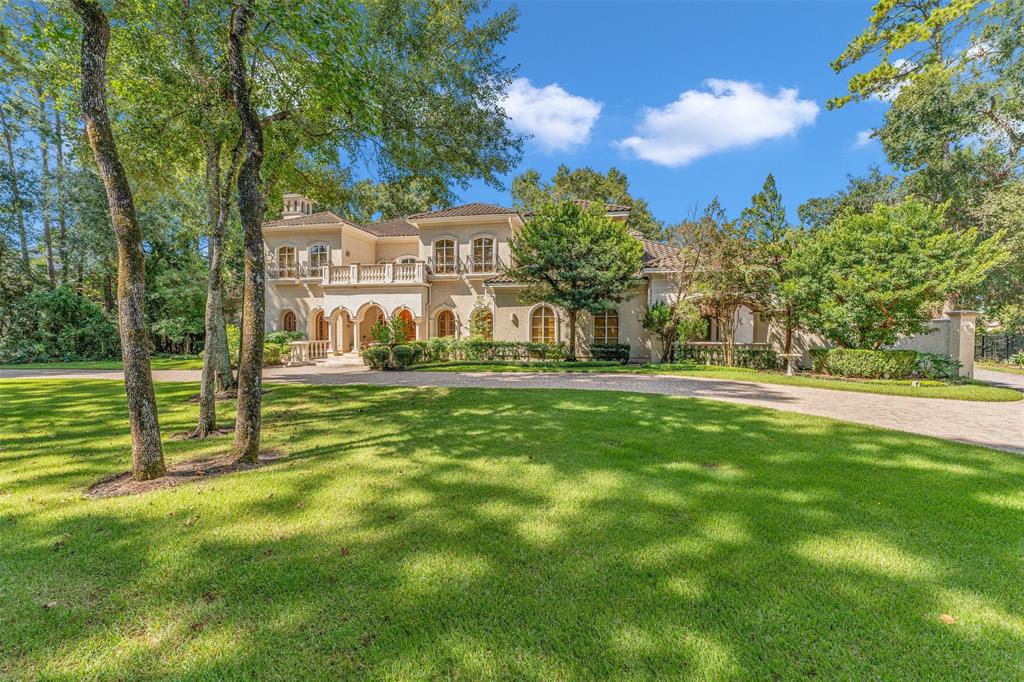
[790, 199, 1008, 349]
[507, 201, 644, 350]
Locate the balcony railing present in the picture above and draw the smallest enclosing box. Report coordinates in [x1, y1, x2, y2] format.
[426, 256, 506, 277]
[324, 262, 426, 285]
[267, 262, 319, 279]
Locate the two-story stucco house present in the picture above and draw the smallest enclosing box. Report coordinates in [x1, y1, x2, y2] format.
[263, 193, 782, 364]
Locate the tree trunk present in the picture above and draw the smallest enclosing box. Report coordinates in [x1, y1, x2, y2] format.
[194, 138, 240, 437]
[54, 107, 68, 283]
[72, 0, 165, 480]
[566, 309, 577, 360]
[0, 99, 29, 274]
[228, 0, 266, 464]
[783, 310, 794, 356]
[36, 89, 55, 286]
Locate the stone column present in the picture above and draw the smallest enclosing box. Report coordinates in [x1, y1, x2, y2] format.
[352, 320, 360, 352]
[946, 310, 978, 378]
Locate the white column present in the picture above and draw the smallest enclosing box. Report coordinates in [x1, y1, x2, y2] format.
[352, 320, 360, 352]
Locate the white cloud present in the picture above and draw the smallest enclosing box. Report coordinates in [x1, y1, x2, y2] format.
[615, 79, 819, 166]
[501, 77, 602, 152]
[854, 130, 875, 148]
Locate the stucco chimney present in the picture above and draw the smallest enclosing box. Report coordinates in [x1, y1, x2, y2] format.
[282, 192, 313, 218]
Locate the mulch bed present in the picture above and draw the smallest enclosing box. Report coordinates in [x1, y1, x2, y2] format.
[85, 449, 286, 499]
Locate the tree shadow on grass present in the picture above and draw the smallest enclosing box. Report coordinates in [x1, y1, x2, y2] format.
[1, 380, 1023, 678]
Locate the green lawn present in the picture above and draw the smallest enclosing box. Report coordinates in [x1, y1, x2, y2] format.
[1, 380, 1023, 678]
[978, 360, 1024, 376]
[0, 355, 203, 371]
[414, 361, 1022, 402]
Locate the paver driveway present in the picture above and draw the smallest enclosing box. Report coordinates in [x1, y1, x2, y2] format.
[3, 365, 1021, 454]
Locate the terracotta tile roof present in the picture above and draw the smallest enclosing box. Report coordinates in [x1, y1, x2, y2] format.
[262, 211, 348, 228]
[363, 217, 418, 237]
[631, 229, 680, 268]
[483, 273, 518, 285]
[408, 202, 518, 219]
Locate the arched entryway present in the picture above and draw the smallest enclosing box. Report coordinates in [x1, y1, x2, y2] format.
[313, 310, 329, 341]
[396, 308, 415, 341]
[357, 304, 387, 349]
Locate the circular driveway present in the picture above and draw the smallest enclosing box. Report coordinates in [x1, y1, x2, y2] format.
[3, 365, 1021, 454]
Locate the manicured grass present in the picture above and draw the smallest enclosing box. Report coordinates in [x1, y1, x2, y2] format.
[2, 379, 1023, 678]
[414, 361, 1023, 402]
[978, 360, 1024, 376]
[0, 355, 203, 371]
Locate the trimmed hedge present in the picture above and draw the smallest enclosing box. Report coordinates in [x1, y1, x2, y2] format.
[589, 343, 630, 364]
[810, 348, 919, 379]
[673, 344, 782, 371]
[362, 338, 566, 369]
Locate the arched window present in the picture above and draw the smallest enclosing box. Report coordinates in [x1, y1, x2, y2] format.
[433, 239, 456, 274]
[308, 243, 329, 276]
[436, 309, 456, 338]
[313, 310, 328, 340]
[396, 309, 415, 341]
[530, 305, 555, 344]
[471, 308, 493, 340]
[471, 236, 495, 272]
[593, 310, 619, 345]
[396, 256, 417, 264]
[283, 310, 296, 332]
[277, 246, 296, 278]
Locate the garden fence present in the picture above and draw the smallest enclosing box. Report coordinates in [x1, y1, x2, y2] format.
[975, 334, 1024, 362]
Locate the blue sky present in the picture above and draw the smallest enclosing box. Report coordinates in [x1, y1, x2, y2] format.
[464, 0, 894, 225]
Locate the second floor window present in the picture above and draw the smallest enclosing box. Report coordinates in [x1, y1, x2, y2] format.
[472, 237, 495, 272]
[434, 239, 455, 273]
[277, 246, 296, 277]
[308, 244, 328, 276]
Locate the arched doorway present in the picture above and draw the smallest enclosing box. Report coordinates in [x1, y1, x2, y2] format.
[358, 304, 387, 347]
[397, 309, 415, 341]
[313, 310, 329, 341]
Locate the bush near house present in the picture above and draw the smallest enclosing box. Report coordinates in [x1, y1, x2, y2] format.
[810, 349, 920, 379]
[674, 344, 782, 371]
[227, 326, 302, 367]
[588, 343, 631, 364]
[363, 338, 569, 369]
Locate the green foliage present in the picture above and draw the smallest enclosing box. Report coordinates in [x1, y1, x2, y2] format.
[1010, 351, 1024, 367]
[914, 352, 962, 380]
[391, 344, 416, 369]
[642, 300, 708, 363]
[588, 343, 630, 364]
[511, 165, 663, 238]
[360, 345, 392, 370]
[810, 349, 921, 379]
[790, 199, 1008, 348]
[370, 315, 414, 347]
[508, 200, 643, 359]
[674, 345, 782, 371]
[227, 324, 295, 367]
[797, 168, 902, 230]
[0, 286, 118, 364]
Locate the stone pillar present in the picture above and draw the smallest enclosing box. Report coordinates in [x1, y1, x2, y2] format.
[329, 316, 338, 355]
[946, 310, 978, 378]
[352, 320, 360, 352]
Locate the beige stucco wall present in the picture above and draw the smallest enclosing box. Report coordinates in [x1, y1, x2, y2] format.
[265, 282, 324, 336]
[415, 219, 515, 265]
[375, 239, 419, 263]
[891, 311, 977, 377]
[341, 230, 375, 266]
